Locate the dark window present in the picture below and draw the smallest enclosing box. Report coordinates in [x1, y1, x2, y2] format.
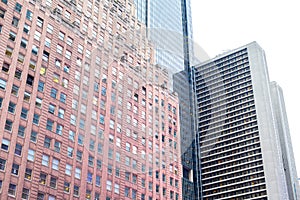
[0, 158, 6, 170]
[2, 62, 10, 72]
[21, 188, 30, 200]
[8, 101, 16, 113]
[50, 88, 57, 98]
[60, 93, 66, 103]
[12, 17, 19, 27]
[26, 10, 32, 20]
[20, 107, 28, 119]
[30, 131, 37, 142]
[14, 2, 22, 13]
[50, 176, 57, 188]
[44, 137, 51, 148]
[14, 69, 22, 79]
[38, 81, 44, 92]
[0, 8, 5, 19]
[33, 113, 40, 125]
[39, 173, 47, 184]
[11, 163, 19, 175]
[14, 143, 22, 155]
[46, 119, 54, 131]
[11, 84, 19, 95]
[25, 168, 32, 180]
[4, 120, 13, 131]
[9, 31, 16, 41]
[26, 74, 34, 86]
[8, 183, 16, 196]
[0, 97, 3, 108]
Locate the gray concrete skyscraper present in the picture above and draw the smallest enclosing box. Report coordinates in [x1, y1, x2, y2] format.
[192, 42, 299, 199]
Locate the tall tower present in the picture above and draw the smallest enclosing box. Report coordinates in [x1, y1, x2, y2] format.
[270, 82, 300, 200]
[193, 42, 298, 199]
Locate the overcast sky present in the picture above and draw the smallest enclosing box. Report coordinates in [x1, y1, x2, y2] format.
[191, 0, 300, 176]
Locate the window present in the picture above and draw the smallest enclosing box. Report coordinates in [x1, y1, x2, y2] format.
[8, 183, 17, 196]
[34, 31, 41, 41]
[46, 24, 53, 33]
[54, 141, 61, 152]
[87, 155, 95, 167]
[26, 74, 34, 86]
[14, 143, 22, 156]
[114, 183, 120, 194]
[8, 102, 16, 113]
[42, 154, 49, 166]
[67, 37, 73, 46]
[65, 164, 72, 175]
[2, 62, 9, 73]
[30, 131, 37, 142]
[52, 158, 59, 170]
[87, 172, 92, 183]
[28, 149, 35, 161]
[37, 17, 43, 27]
[33, 113, 40, 125]
[1, 139, 9, 150]
[5, 46, 13, 57]
[14, 69, 22, 79]
[75, 167, 81, 179]
[56, 45, 63, 54]
[11, 163, 19, 175]
[25, 168, 32, 180]
[96, 175, 101, 186]
[0, 158, 6, 170]
[106, 180, 112, 191]
[60, 93, 66, 103]
[20, 38, 28, 48]
[50, 176, 57, 188]
[46, 119, 54, 131]
[64, 182, 70, 193]
[97, 160, 102, 169]
[20, 187, 31, 197]
[48, 104, 55, 114]
[0, 78, 7, 90]
[20, 107, 28, 119]
[9, 31, 16, 41]
[0, 8, 5, 19]
[58, 31, 65, 40]
[26, 10, 33, 20]
[76, 150, 82, 161]
[69, 130, 75, 141]
[39, 173, 47, 184]
[12, 17, 19, 27]
[37, 192, 45, 200]
[56, 124, 63, 135]
[23, 23, 30, 34]
[50, 88, 57, 98]
[67, 147, 73, 157]
[45, 37, 51, 47]
[38, 81, 44, 92]
[35, 97, 42, 108]
[74, 185, 79, 196]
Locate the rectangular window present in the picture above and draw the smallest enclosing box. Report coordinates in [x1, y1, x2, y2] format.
[38, 81, 44, 92]
[42, 154, 49, 166]
[22, 188, 30, 199]
[27, 149, 35, 161]
[25, 168, 32, 180]
[8, 183, 16, 196]
[30, 131, 37, 142]
[0, 158, 6, 170]
[11, 163, 19, 175]
[14, 143, 22, 156]
[0, 78, 7, 90]
[52, 158, 59, 170]
[50, 176, 57, 188]
[26, 10, 33, 20]
[33, 113, 40, 125]
[39, 173, 47, 184]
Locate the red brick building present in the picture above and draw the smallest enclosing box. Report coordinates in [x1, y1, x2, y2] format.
[0, 0, 182, 199]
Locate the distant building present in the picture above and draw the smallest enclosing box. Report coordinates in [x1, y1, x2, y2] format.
[270, 82, 300, 200]
[192, 42, 298, 199]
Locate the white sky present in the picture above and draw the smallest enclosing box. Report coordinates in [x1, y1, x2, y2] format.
[191, 0, 300, 177]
